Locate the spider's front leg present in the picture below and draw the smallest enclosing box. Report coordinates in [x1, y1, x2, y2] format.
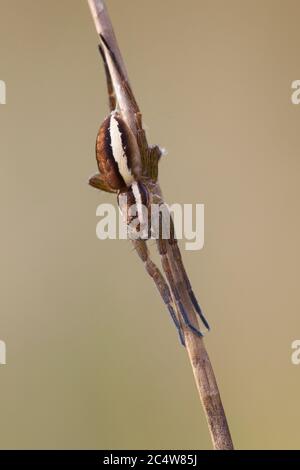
[168, 224, 210, 330]
[157, 208, 210, 333]
[157, 236, 204, 338]
[132, 239, 185, 346]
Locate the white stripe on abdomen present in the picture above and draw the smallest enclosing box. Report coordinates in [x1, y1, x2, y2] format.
[109, 115, 134, 186]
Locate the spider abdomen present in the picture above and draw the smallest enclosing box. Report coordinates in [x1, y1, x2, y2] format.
[96, 113, 141, 190]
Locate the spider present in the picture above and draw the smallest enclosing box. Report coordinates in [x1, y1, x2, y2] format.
[89, 34, 209, 345]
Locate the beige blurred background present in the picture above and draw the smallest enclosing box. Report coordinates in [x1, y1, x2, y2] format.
[0, 0, 300, 450]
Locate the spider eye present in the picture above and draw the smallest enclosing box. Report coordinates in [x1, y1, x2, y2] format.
[96, 113, 141, 190]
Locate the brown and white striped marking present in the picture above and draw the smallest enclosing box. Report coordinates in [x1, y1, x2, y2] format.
[118, 181, 149, 232]
[96, 113, 141, 191]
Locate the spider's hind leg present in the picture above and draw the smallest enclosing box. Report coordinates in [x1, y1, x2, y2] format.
[99, 34, 140, 116]
[98, 44, 117, 112]
[89, 173, 117, 193]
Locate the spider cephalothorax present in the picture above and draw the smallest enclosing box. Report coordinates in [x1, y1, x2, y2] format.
[118, 181, 151, 239]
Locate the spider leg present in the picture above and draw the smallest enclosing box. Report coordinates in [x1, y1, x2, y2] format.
[169, 238, 210, 331]
[156, 237, 203, 338]
[132, 239, 185, 346]
[164, 214, 210, 331]
[89, 173, 117, 193]
[99, 34, 140, 116]
[98, 44, 117, 112]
